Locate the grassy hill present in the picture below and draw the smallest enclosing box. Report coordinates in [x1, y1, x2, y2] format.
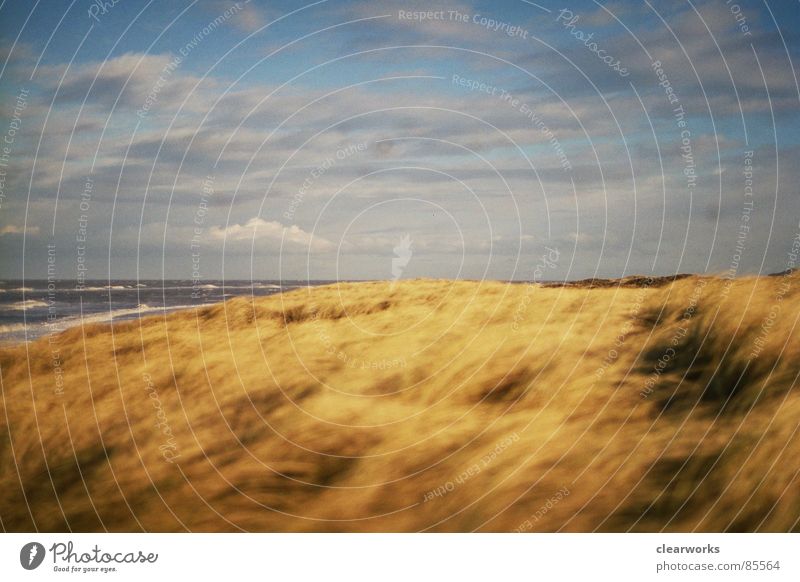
[1, 272, 798, 531]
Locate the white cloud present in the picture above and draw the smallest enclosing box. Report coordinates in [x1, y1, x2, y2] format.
[0, 225, 39, 236]
[209, 217, 334, 252]
[201, 0, 268, 33]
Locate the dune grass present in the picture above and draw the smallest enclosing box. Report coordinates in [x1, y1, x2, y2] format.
[1, 272, 798, 532]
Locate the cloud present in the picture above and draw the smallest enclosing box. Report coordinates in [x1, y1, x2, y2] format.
[0, 225, 39, 236]
[209, 217, 334, 252]
[35, 52, 214, 115]
[200, 0, 268, 33]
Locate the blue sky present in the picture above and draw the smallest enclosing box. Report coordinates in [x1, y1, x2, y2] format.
[0, 0, 799, 281]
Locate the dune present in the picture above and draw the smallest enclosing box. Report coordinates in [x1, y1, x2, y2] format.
[1, 272, 798, 532]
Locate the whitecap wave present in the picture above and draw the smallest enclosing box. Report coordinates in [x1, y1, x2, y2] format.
[1, 299, 49, 311]
[77, 285, 133, 291]
[58, 302, 217, 326]
[0, 322, 30, 333]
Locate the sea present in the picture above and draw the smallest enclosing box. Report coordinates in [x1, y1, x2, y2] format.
[0, 280, 328, 344]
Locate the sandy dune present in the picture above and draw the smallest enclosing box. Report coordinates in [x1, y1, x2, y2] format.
[1, 272, 798, 532]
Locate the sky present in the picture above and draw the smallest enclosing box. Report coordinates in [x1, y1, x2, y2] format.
[0, 0, 798, 281]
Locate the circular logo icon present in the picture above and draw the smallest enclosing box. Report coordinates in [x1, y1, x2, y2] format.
[20, 542, 46, 570]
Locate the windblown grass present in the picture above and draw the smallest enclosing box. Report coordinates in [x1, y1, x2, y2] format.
[1, 272, 798, 531]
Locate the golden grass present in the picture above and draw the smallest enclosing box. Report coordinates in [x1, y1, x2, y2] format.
[1, 273, 799, 532]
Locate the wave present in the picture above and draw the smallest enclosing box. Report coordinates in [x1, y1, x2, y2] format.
[197, 283, 283, 290]
[0, 302, 219, 343]
[78, 285, 131, 291]
[80, 286, 120, 291]
[1, 299, 49, 311]
[0, 322, 30, 333]
[116, 284, 284, 291]
[42, 282, 286, 291]
[194, 283, 282, 290]
[59, 302, 217, 326]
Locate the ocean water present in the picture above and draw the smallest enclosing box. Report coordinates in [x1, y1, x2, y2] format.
[0, 280, 327, 344]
